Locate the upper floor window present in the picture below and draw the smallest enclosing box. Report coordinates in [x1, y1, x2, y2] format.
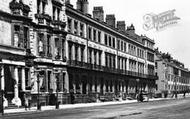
[23, 26, 29, 49]
[112, 38, 115, 48]
[67, 18, 72, 33]
[53, 6, 56, 20]
[93, 29, 96, 41]
[147, 52, 154, 62]
[13, 25, 20, 47]
[38, 33, 44, 55]
[121, 41, 123, 51]
[124, 42, 126, 52]
[109, 36, 112, 47]
[47, 35, 51, 55]
[81, 47, 84, 62]
[68, 43, 72, 60]
[117, 40, 120, 50]
[37, 0, 47, 14]
[104, 34, 108, 45]
[55, 38, 61, 58]
[74, 21, 78, 35]
[80, 23, 84, 37]
[98, 31, 101, 43]
[88, 27, 92, 40]
[148, 64, 154, 75]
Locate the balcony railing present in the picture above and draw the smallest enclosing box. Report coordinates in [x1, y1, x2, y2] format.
[52, 20, 66, 34]
[35, 13, 52, 25]
[67, 60, 158, 79]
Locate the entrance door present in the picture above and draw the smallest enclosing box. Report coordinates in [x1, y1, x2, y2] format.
[82, 76, 87, 94]
[4, 65, 15, 103]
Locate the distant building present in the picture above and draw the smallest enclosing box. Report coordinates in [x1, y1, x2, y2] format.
[155, 49, 190, 97]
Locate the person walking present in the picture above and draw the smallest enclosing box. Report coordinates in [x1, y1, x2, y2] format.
[24, 94, 29, 111]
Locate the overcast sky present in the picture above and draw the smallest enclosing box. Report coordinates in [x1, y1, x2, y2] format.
[70, 0, 190, 69]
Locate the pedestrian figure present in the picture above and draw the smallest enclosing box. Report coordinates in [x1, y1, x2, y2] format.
[139, 92, 144, 102]
[70, 92, 75, 104]
[183, 92, 186, 98]
[24, 94, 29, 111]
[136, 93, 140, 102]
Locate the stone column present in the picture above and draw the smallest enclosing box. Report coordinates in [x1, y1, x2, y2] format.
[54, 8, 57, 20]
[123, 59, 126, 71]
[1, 65, 8, 107]
[109, 81, 112, 92]
[78, 46, 81, 61]
[86, 81, 89, 94]
[21, 68, 26, 91]
[126, 59, 129, 70]
[77, 21, 80, 36]
[72, 44, 75, 60]
[64, 72, 69, 93]
[112, 80, 115, 93]
[73, 82, 76, 93]
[40, 0, 42, 14]
[124, 81, 127, 93]
[96, 51, 99, 65]
[12, 67, 21, 107]
[1, 65, 4, 90]
[115, 56, 118, 69]
[120, 81, 123, 92]
[103, 79, 106, 94]
[91, 50, 94, 64]
[97, 78, 100, 93]
[80, 81, 83, 94]
[71, 19, 74, 34]
[92, 77, 95, 93]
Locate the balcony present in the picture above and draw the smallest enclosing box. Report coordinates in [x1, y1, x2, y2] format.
[67, 60, 158, 80]
[9, 0, 30, 17]
[52, 20, 66, 34]
[35, 13, 52, 26]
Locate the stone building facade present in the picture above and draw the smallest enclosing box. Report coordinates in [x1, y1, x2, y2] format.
[0, 0, 157, 107]
[155, 50, 190, 98]
[0, 0, 67, 107]
[65, 0, 157, 102]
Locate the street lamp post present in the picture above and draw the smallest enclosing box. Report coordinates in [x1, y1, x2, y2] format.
[0, 66, 4, 115]
[136, 79, 140, 94]
[175, 76, 177, 99]
[56, 75, 59, 109]
[37, 73, 41, 110]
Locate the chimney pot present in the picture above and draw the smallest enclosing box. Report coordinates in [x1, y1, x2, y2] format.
[106, 14, 116, 28]
[93, 6, 104, 22]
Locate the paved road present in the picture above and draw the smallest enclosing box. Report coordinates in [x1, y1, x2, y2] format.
[2, 98, 190, 119]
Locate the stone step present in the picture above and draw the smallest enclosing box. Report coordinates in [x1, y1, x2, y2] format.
[5, 103, 19, 109]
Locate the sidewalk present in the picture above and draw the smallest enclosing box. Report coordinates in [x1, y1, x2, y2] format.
[3, 94, 190, 115]
[2, 98, 162, 115]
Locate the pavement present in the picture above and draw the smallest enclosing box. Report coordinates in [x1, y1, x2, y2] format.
[1, 93, 190, 116]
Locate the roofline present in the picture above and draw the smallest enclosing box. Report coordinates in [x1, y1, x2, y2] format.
[66, 4, 155, 48]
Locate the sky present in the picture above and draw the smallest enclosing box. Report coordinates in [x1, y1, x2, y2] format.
[70, 0, 190, 69]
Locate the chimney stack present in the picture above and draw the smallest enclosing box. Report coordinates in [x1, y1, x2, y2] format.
[106, 14, 116, 28]
[77, 0, 89, 14]
[117, 21, 126, 32]
[93, 6, 104, 22]
[127, 24, 135, 34]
